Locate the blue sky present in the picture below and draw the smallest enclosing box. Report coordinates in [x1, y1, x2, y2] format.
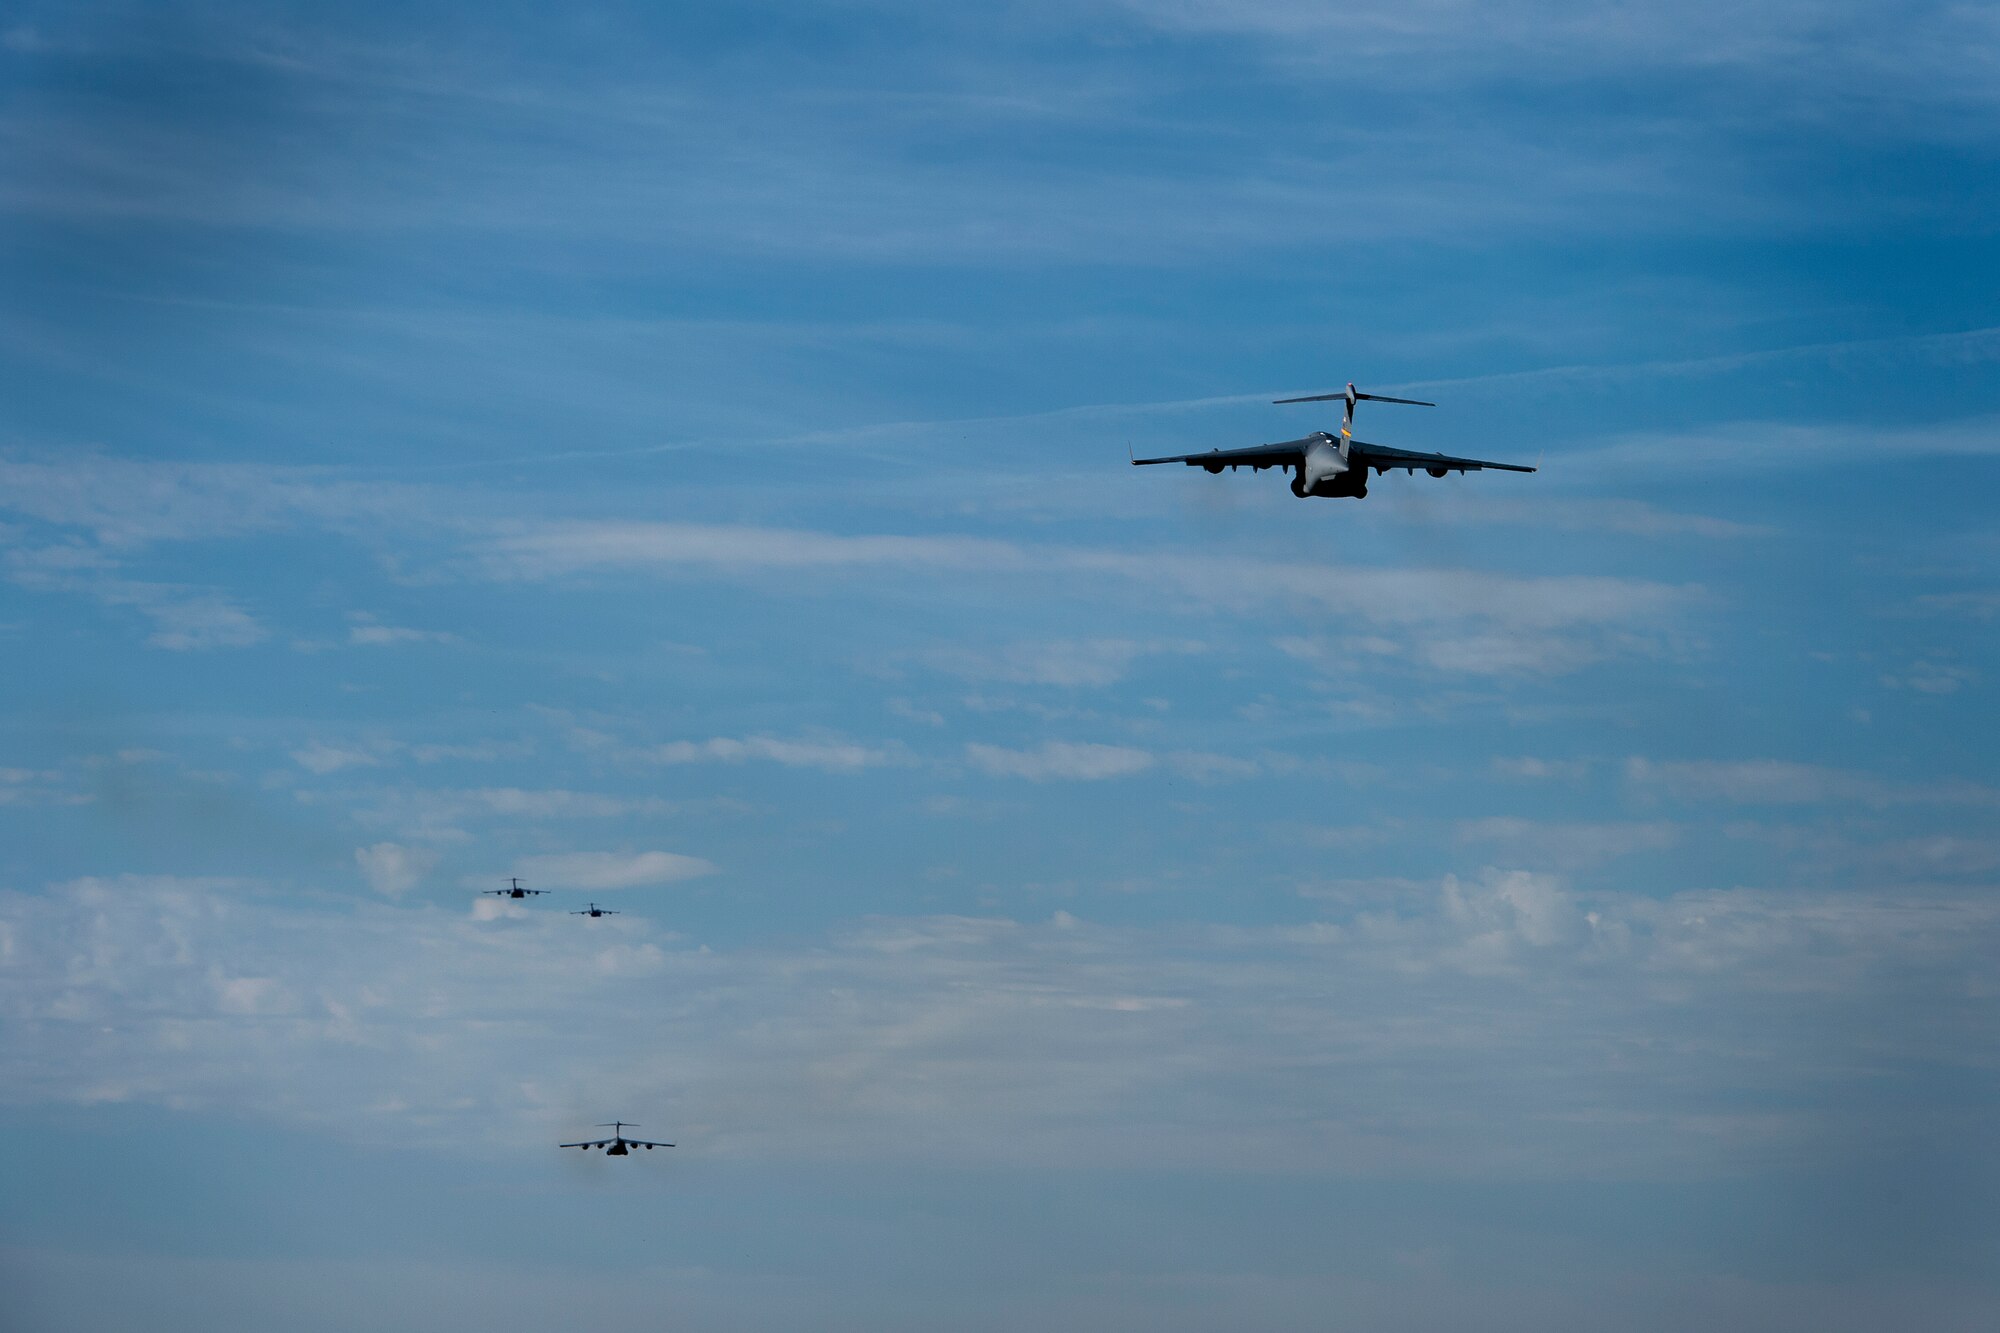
[2, 1, 1998, 1328]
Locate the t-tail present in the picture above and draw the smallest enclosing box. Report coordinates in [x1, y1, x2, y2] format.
[1275, 381, 1434, 442]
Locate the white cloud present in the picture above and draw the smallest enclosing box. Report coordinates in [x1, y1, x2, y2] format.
[4, 873, 1995, 1177]
[1380, 494, 1776, 539]
[1625, 757, 2000, 808]
[1441, 869, 1585, 952]
[0, 765, 87, 808]
[211, 971, 295, 1016]
[513, 850, 717, 890]
[431, 788, 679, 820]
[1164, 750, 1261, 782]
[487, 521, 1696, 633]
[483, 522, 1027, 580]
[1915, 591, 2000, 621]
[355, 842, 438, 896]
[964, 741, 1155, 781]
[1456, 817, 1681, 869]
[122, 586, 267, 650]
[643, 735, 891, 773]
[349, 624, 459, 647]
[922, 638, 1203, 687]
[407, 741, 534, 764]
[0, 454, 434, 549]
[1880, 661, 1976, 694]
[5, 544, 266, 650]
[885, 697, 946, 727]
[295, 743, 389, 775]
[1491, 756, 1592, 780]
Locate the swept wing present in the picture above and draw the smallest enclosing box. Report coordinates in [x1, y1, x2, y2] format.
[559, 1137, 675, 1148]
[1131, 436, 1314, 470]
[1348, 440, 1535, 474]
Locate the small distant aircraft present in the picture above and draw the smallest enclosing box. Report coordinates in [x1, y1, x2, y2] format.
[485, 877, 545, 900]
[560, 1121, 673, 1156]
[1132, 381, 1534, 499]
[571, 902, 619, 918]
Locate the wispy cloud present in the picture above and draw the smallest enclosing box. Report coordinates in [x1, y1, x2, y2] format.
[354, 620, 462, 644]
[5, 874, 1996, 1175]
[1879, 661, 1977, 695]
[5, 542, 266, 650]
[1456, 817, 1682, 870]
[964, 741, 1154, 781]
[1915, 591, 2000, 621]
[1626, 757, 2000, 808]
[292, 743, 389, 775]
[354, 842, 437, 897]
[484, 521, 1697, 659]
[920, 638, 1205, 687]
[511, 850, 716, 891]
[641, 735, 895, 773]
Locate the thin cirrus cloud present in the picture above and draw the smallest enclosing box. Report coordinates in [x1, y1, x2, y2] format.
[6, 543, 266, 651]
[1455, 816, 1682, 870]
[921, 638, 1205, 687]
[292, 743, 390, 776]
[483, 520, 1697, 632]
[511, 850, 717, 891]
[641, 736, 895, 773]
[964, 740, 1155, 781]
[1625, 757, 2000, 808]
[16, 0, 1978, 269]
[348, 623, 458, 647]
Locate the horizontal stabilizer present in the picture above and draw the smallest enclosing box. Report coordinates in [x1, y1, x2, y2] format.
[1274, 389, 1434, 406]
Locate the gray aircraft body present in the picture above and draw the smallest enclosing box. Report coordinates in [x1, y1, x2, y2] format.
[1132, 382, 1533, 499]
[560, 1121, 673, 1156]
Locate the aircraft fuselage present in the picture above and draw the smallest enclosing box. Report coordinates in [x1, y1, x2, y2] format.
[1293, 433, 1367, 498]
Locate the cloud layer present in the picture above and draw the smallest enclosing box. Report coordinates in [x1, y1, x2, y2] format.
[4, 871, 1993, 1180]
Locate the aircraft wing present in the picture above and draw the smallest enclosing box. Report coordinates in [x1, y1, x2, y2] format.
[1349, 440, 1535, 474]
[627, 1139, 675, 1149]
[1131, 437, 1313, 470]
[559, 1138, 614, 1149]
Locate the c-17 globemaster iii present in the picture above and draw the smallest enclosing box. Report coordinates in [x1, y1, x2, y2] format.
[1132, 381, 1534, 499]
[560, 1121, 673, 1156]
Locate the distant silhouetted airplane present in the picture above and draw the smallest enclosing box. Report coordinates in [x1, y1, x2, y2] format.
[561, 1121, 672, 1155]
[1134, 381, 1534, 499]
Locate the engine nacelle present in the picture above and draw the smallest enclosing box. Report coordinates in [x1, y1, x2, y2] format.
[1427, 465, 1448, 478]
